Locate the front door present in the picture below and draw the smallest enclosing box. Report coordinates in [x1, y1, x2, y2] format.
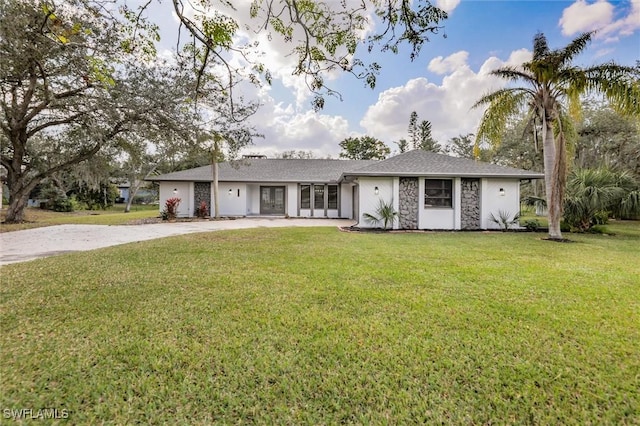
[260, 186, 286, 215]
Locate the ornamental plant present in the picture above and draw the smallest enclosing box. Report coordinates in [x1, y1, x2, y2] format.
[163, 197, 181, 221]
[195, 200, 209, 218]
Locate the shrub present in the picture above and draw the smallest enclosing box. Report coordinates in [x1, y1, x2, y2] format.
[488, 210, 520, 231]
[162, 197, 181, 221]
[522, 219, 541, 231]
[195, 200, 209, 218]
[362, 199, 398, 229]
[563, 168, 639, 232]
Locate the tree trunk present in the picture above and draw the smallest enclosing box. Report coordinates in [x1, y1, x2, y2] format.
[5, 184, 34, 223]
[213, 160, 219, 219]
[124, 180, 140, 213]
[541, 116, 563, 239]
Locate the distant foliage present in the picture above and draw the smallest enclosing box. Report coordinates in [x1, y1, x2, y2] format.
[71, 183, 119, 210]
[339, 136, 390, 160]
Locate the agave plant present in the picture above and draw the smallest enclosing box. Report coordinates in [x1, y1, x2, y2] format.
[363, 199, 398, 229]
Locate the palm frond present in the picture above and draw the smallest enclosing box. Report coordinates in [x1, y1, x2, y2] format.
[556, 32, 594, 68]
[582, 64, 640, 117]
[363, 199, 398, 229]
[474, 90, 529, 151]
[490, 67, 537, 84]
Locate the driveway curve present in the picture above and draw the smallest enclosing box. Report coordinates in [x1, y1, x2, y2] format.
[0, 218, 354, 266]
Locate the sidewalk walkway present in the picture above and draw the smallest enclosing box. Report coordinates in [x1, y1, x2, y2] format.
[0, 218, 354, 265]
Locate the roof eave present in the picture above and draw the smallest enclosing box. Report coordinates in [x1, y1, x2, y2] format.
[342, 172, 545, 179]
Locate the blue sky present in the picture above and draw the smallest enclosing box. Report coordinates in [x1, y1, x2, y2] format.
[149, 0, 640, 157]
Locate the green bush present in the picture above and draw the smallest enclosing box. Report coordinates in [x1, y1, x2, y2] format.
[563, 168, 639, 232]
[522, 219, 541, 231]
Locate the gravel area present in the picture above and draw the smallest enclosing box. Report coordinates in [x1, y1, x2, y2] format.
[0, 218, 354, 265]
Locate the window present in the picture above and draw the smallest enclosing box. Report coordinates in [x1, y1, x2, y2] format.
[300, 185, 311, 209]
[314, 185, 325, 209]
[327, 185, 338, 209]
[424, 179, 453, 208]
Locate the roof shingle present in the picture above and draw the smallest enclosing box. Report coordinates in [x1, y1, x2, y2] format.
[150, 150, 544, 183]
[343, 150, 544, 179]
[151, 159, 376, 182]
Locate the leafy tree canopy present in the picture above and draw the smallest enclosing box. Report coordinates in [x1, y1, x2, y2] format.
[339, 136, 390, 160]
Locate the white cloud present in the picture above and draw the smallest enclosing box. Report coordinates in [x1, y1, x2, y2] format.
[240, 89, 352, 158]
[559, 0, 613, 35]
[559, 0, 640, 40]
[428, 51, 469, 74]
[359, 49, 533, 147]
[435, 0, 461, 14]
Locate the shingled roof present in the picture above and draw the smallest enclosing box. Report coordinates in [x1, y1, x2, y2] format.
[341, 150, 544, 179]
[151, 159, 376, 183]
[150, 150, 543, 183]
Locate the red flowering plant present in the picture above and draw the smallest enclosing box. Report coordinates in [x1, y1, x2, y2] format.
[195, 200, 209, 218]
[162, 197, 181, 221]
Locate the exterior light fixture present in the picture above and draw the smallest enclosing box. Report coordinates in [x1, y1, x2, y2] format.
[228, 188, 233, 196]
[374, 186, 379, 195]
[173, 188, 178, 195]
[499, 188, 505, 196]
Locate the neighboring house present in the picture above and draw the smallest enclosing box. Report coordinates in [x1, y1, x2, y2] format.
[114, 181, 130, 203]
[150, 150, 544, 230]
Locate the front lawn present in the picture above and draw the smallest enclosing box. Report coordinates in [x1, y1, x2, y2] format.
[1, 224, 638, 423]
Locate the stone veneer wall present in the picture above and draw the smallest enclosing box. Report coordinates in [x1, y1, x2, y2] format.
[399, 177, 419, 230]
[460, 178, 480, 229]
[193, 182, 211, 215]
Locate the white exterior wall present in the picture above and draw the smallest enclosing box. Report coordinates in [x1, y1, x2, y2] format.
[247, 184, 260, 215]
[480, 179, 521, 229]
[159, 181, 193, 217]
[417, 177, 460, 230]
[357, 177, 395, 228]
[214, 182, 247, 216]
[286, 184, 298, 217]
[340, 183, 354, 219]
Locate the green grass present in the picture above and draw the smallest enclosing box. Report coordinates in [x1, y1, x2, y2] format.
[1, 223, 639, 423]
[0, 205, 159, 232]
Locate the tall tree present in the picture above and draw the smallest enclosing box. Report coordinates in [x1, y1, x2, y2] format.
[395, 139, 409, 153]
[576, 101, 640, 180]
[0, 0, 193, 222]
[445, 134, 477, 159]
[408, 111, 419, 149]
[2, 0, 450, 222]
[474, 32, 639, 240]
[417, 120, 440, 152]
[339, 136, 390, 160]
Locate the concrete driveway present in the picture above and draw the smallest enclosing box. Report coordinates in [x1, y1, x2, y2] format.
[0, 218, 354, 266]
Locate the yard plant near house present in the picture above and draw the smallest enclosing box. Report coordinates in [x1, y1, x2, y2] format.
[1, 224, 639, 423]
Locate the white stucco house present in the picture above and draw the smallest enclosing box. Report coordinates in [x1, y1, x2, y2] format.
[150, 150, 543, 230]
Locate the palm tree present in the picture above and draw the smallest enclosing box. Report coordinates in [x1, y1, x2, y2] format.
[564, 168, 640, 231]
[474, 32, 639, 240]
